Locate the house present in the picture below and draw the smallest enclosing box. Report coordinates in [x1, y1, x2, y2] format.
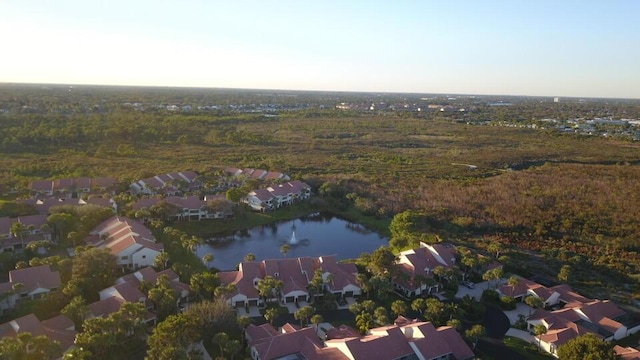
[266, 184, 293, 208]
[129, 171, 199, 195]
[325, 319, 475, 360]
[86, 216, 164, 269]
[218, 255, 361, 309]
[247, 323, 343, 360]
[1, 265, 62, 304]
[0, 215, 50, 252]
[27, 177, 119, 198]
[615, 345, 640, 360]
[0, 314, 76, 354]
[393, 242, 457, 298]
[245, 189, 276, 212]
[18, 197, 117, 216]
[29, 180, 54, 196]
[246, 319, 475, 360]
[527, 300, 640, 356]
[115, 267, 190, 303]
[244, 181, 312, 212]
[497, 277, 591, 307]
[131, 195, 232, 221]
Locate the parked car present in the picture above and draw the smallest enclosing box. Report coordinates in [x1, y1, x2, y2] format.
[463, 280, 475, 289]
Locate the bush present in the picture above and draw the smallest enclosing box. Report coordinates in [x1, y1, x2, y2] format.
[481, 289, 500, 305]
[500, 296, 517, 310]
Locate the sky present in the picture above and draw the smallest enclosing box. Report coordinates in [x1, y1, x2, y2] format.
[1, 1, 639, 98]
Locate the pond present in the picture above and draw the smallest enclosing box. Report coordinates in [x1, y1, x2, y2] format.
[196, 212, 389, 270]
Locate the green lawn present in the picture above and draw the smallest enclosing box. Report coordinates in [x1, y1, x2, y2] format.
[503, 336, 554, 360]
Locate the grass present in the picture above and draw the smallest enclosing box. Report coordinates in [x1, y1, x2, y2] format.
[503, 336, 554, 359]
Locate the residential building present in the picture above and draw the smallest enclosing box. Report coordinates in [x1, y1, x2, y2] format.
[0, 314, 76, 354]
[246, 318, 474, 360]
[527, 299, 640, 356]
[129, 171, 199, 195]
[244, 181, 312, 212]
[86, 216, 164, 269]
[393, 242, 457, 298]
[0, 265, 61, 313]
[218, 255, 360, 309]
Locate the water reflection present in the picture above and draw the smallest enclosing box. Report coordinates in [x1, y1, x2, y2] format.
[197, 212, 388, 270]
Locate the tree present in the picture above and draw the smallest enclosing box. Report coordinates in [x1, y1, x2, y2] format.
[257, 276, 283, 304]
[190, 272, 220, 300]
[294, 306, 315, 327]
[237, 316, 253, 345]
[355, 312, 374, 334]
[374, 307, 389, 325]
[447, 319, 463, 331]
[146, 313, 203, 360]
[423, 298, 450, 326]
[507, 275, 520, 287]
[524, 295, 545, 315]
[311, 314, 324, 336]
[411, 298, 428, 316]
[212, 332, 229, 357]
[367, 247, 396, 276]
[202, 253, 214, 266]
[244, 253, 256, 262]
[391, 300, 408, 317]
[64, 247, 116, 301]
[558, 265, 571, 283]
[154, 251, 170, 270]
[185, 299, 237, 337]
[0, 332, 62, 359]
[76, 302, 147, 359]
[61, 295, 89, 330]
[556, 333, 618, 360]
[487, 241, 502, 259]
[264, 307, 280, 325]
[465, 324, 485, 349]
[148, 274, 179, 321]
[533, 324, 548, 351]
[225, 339, 242, 360]
[280, 244, 291, 258]
[10, 221, 29, 249]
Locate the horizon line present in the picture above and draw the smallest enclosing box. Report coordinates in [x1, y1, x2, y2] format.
[1, 81, 639, 101]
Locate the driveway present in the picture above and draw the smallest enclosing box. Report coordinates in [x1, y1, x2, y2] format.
[503, 302, 533, 325]
[454, 281, 489, 300]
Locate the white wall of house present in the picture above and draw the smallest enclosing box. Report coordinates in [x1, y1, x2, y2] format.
[282, 290, 308, 302]
[131, 248, 161, 268]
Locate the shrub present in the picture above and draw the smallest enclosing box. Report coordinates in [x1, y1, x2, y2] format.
[500, 296, 517, 310]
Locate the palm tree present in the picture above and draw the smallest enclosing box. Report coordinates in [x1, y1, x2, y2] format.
[10, 221, 28, 250]
[311, 314, 324, 336]
[244, 253, 256, 262]
[280, 244, 291, 257]
[202, 253, 214, 266]
[212, 332, 229, 357]
[533, 324, 547, 351]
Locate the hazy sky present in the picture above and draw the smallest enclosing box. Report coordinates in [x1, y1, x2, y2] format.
[2, 1, 639, 98]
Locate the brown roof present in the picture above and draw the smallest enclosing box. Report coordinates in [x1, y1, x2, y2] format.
[90, 216, 163, 253]
[615, 345, 640, 360]
[29, 180, 54, 192]
[17, 214, 48, 229]
[9, 265, 61, 294]
[92, 177, 118, 189]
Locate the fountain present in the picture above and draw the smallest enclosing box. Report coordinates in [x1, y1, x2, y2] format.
[289, 221, 299, 244]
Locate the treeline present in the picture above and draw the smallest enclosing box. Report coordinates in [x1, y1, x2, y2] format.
[0, 110, 281, 153]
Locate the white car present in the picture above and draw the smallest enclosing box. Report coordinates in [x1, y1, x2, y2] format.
[463, 281, 475, 289]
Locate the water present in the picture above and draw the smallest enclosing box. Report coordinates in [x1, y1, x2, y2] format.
[197, 212, 388, 270]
